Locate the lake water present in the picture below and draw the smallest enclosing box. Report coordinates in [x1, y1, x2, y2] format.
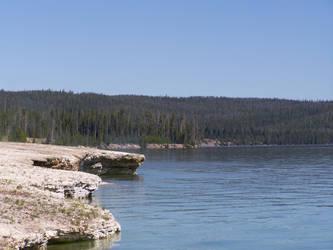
[49, 146, 333, 250]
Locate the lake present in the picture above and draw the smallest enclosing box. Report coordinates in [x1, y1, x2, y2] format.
[49, 146, 333, 250]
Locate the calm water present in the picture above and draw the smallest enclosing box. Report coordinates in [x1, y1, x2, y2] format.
[49, 146, 333, 250]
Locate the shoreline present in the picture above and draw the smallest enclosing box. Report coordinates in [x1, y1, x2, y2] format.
[0, 142, 145, 249]
[107, 141, 333, 150]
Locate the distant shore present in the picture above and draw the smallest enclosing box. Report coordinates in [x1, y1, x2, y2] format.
[106, 140, 333, 150]
[15, 137, 333, 152]
[107, 138, 222, 150]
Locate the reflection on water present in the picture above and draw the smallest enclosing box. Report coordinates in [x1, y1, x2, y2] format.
[47, 233, 121, 250]
[50, 146, 333, 250]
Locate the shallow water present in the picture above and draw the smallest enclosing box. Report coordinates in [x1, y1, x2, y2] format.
[49, 146, 333, 250]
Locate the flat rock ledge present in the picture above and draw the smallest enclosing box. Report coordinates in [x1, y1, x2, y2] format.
[0, 142, 124, 249]
[27, 143, 145, 176]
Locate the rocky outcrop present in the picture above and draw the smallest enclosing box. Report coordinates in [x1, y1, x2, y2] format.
[0, 142, 121, 249]
[26, 143, 145, 175]
[79, 151, 145, 175]
[33, 157, 80, 171]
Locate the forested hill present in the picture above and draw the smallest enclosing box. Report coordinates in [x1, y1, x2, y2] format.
[0, 90, 332, 146]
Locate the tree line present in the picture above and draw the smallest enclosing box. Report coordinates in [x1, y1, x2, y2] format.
[0, 90, 332, 146]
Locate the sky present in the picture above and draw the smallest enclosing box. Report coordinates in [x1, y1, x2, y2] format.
[0, 0, 332, 100]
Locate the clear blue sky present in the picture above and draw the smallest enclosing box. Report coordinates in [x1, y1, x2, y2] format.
[0, 0, 332, 100]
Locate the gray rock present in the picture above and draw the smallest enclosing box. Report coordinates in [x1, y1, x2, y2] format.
[79, 151, 145, 175]
[30, 145, 145, 175]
